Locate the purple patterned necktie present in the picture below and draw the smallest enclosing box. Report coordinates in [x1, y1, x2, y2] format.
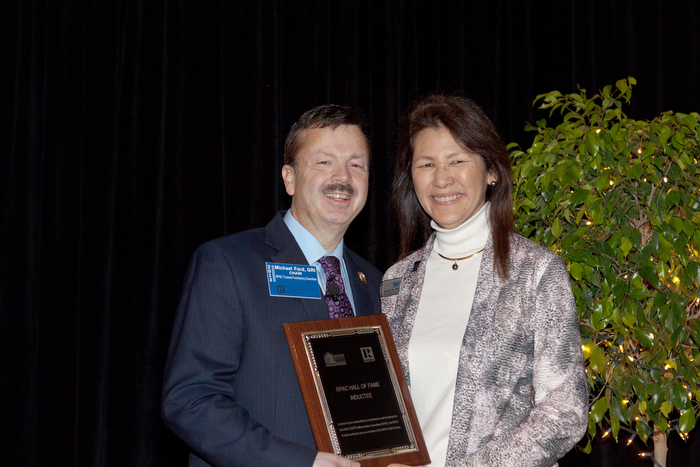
[318, 255, 354, 318]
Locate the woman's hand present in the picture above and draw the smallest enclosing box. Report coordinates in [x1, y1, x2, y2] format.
[312, 452, 360, 467]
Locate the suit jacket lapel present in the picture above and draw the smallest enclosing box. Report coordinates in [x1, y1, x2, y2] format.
[447, 233, 501, 457]
[388, 235, 434, 387]
[265, 212, 328, 321]
[343, 249, 373, 316]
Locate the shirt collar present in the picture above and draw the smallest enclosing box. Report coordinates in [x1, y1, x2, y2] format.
[283, 210, 345, 264]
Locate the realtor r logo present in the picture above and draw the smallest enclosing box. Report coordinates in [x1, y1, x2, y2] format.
[277, 285, 285, 293]
[360, 347, 375, 362]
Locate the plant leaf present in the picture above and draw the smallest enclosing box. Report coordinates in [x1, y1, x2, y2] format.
[591, 398, 608, 424]
[660, 400, 672, 417]
[638, 264, 659, 289]
[679, 410, 696, 433]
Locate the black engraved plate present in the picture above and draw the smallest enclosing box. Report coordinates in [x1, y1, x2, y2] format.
[307, 329, 411, 456]
[284, 315, 430, 466]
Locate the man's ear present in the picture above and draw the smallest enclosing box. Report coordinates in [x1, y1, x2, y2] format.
[282, 165, 295, 196]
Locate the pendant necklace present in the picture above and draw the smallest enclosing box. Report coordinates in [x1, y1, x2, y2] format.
[435, 248, 485, 270]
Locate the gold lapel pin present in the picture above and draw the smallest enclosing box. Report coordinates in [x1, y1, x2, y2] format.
[358, 271, 367, 284]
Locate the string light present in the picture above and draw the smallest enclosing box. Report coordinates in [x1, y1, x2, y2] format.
[663, 177, 668, 183]
[649, 333, 654, 339]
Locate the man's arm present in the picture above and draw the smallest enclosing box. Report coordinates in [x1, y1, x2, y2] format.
[162, 241, 318, 467]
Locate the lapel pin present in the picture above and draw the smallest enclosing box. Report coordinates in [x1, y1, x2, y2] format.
[358, 271, 367, 284]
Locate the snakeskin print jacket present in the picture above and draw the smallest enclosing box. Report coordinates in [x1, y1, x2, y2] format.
[382, 233, 588, 467]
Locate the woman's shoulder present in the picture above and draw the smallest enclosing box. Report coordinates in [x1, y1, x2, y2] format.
[511, 233, 557, 257]
[383, 241, 432, 280]
[508, 233, 567, 277]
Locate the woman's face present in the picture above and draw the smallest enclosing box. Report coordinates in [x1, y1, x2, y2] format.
[411, 126, 495, 230]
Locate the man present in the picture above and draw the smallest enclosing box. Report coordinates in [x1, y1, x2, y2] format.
[162, 105, 382, 467]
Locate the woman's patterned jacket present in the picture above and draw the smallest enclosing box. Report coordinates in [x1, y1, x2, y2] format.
[382, 233, 588, 467]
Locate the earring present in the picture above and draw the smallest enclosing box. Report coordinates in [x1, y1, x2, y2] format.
[489, 180, 497, 188]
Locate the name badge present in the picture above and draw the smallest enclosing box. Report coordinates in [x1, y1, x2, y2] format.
[381, 279, 402, 297]
[266, 262, 321, 299]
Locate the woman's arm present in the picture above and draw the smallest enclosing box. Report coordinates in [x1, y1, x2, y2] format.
[459, 256, 588, 467]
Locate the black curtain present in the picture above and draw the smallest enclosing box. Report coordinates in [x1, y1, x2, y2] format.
[2, 1, 699, 466]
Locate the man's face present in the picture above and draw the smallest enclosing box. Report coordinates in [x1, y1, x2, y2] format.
[282, 125, 369, 243]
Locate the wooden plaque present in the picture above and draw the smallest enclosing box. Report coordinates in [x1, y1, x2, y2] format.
[284, 314, 430, 467]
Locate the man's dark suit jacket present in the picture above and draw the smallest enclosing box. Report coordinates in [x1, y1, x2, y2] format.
[162, 212, 383, 467]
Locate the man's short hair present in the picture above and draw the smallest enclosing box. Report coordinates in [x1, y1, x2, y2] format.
[284, 104, 369, 168]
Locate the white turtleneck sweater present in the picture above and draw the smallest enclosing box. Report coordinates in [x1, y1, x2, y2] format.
[408, 202, 491, 467]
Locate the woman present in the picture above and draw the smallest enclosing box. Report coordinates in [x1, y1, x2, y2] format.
[383, 94, 588, 467]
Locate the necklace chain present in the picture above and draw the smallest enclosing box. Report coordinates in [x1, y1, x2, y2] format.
[435, 248, 485, 270]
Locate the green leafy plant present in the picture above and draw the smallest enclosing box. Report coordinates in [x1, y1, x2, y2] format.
[510, 77, 700, 466]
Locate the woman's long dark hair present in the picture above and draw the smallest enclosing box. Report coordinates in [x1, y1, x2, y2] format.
[393, 93, 515, 279]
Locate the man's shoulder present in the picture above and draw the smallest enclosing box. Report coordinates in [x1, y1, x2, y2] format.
[197, 212, 290, 255]
[198, 226, 268, 254]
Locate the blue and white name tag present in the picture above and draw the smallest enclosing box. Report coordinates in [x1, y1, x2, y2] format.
[266, 262, 321, 299]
